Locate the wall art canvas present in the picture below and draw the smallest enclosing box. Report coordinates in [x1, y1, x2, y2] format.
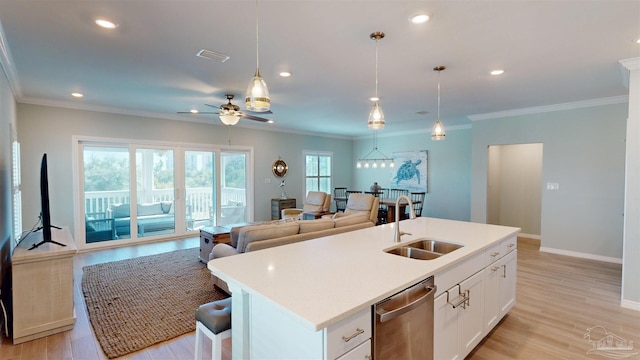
[389, 150, 428, 192]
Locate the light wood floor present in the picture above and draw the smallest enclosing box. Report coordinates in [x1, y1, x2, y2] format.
[1, 237, 638, 360]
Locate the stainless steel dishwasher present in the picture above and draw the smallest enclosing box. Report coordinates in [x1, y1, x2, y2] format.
[374, 276, 436, 360]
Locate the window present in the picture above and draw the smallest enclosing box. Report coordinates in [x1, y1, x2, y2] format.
[11, 140, 21, 242]
[304, 151, 332, 196]
[74, 137, 253, 248]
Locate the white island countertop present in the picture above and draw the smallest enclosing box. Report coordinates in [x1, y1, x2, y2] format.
[208, 217, 520, 332]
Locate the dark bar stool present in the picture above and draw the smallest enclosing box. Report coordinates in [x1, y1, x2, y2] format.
[195, 297, 232, 360]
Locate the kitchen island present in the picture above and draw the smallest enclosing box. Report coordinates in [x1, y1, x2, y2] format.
[208, 217, 520, 359]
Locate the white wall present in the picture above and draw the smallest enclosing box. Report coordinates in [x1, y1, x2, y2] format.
[16, 103, 353, 239]
[487, 143, 542, 236]
[353, 127, 472, 221]
[621, 58, 640, 308]
[471, 103, 627, 259]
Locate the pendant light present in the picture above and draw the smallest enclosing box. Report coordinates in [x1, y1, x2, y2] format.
[432, 66, 446, 140]
[368, 32, 385, 130]
[245, 0, 270, 112]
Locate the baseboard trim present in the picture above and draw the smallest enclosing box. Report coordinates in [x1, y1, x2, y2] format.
[621, 299, 640, 312]
[539, 247, 622, 264]
[518, 233, 540, 240]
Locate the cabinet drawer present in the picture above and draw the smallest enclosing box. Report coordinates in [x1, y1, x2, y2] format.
[326, 307, 371, 360]
[485, 243, 502, 265]
[336, 339, 371, 360]
[501, 236, 517, 254]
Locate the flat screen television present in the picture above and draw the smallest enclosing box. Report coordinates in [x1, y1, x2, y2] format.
[30, 154, 64, 250]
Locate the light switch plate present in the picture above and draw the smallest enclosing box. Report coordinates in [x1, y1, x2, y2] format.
[546, 182, 560, 190]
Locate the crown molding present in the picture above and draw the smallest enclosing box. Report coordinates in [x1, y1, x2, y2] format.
[619, 57, 640, 70]
[17, 96, 354, 141]
[0, 18, 21, 97]
[467, 96, 629, 121]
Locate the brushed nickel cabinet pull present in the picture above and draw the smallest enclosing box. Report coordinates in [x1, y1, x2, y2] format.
[491, 251, 500, 257]
[342, 328, 364, 342]
[491, 266, 500, 272]
[502, 264, 507, 278]
[507, 243, 515, 248]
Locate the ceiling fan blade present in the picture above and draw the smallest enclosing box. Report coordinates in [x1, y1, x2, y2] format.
[204, 103, 219, 109]
[240, 113, 271, 122]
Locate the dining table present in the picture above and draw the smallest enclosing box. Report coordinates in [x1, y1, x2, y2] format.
[379, 197, 421, 223]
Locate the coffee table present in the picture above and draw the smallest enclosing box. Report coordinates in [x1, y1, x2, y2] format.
[199, 226, 232, 263]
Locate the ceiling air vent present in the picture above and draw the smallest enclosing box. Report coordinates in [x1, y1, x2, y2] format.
[197, 49, 230, 63]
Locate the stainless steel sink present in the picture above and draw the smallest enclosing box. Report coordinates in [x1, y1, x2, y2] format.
[385, 247, 441, 260]
[405, 239, 464, 255]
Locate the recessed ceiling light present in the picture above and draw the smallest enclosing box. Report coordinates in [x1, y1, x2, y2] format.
[409, 14, 429, 24]
[267, 120, 274, 124]
[636, 37, 640, 44]
[279, 71, 291, 77]
[490, 69, 505, 76]
[369, 96, 379, 102]
[71, 92, 83, 98]
[95, 18, 118, 29]
[190, 109, 199, 114]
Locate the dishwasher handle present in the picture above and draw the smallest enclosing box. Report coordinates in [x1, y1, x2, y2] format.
[376, 284, 437, 323]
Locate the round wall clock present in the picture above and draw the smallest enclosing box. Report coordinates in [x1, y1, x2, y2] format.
[272, 159, 288, 177]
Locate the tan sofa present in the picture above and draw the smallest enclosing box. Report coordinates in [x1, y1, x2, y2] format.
[209, 194, 379, 292]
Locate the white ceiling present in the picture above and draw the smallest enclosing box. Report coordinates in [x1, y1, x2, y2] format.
[1, 0, 638, 137]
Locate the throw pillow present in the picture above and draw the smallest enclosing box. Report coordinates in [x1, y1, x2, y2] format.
[160, 201, 172, 214]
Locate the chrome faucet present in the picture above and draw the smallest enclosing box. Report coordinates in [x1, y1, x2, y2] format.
[393, 195, 416, 243]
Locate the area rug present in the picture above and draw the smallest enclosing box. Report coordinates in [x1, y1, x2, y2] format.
[81, 247, 228, 359]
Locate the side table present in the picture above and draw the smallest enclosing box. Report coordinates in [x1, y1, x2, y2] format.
[271, 198, 297, 220]
[199, 226, 232, 263]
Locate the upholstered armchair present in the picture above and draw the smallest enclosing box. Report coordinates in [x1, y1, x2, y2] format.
[281, 191, 332, 220]
[323, 193, 379, 224]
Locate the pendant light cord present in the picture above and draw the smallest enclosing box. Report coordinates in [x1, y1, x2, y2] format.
[255, 0, 260, 69]
[437, 71, 441, 120]
[374, 38, 379, 98]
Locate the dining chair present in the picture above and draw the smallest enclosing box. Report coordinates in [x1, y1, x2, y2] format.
[334, 187, 347, 213]
[345, 190, 363, 200]
[410, 192, 426, 217]
[388, 188, 408, 201]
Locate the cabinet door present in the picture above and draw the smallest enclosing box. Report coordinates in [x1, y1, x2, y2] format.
[434, 290, 461, 360]
[483, 262, 501, 333]
[458, 270, 485, 357]
[499, 250, 517, 315]
[336, 339, 371, 360]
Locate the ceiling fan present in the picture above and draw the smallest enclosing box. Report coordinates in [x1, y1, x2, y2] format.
[178, 94, 273, 125]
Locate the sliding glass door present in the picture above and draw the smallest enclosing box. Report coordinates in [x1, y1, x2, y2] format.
[77, 139, 252, 248]
[83, 146, 130, 243]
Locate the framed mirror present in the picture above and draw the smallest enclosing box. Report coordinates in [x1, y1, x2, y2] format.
[272, 159, 288, 177]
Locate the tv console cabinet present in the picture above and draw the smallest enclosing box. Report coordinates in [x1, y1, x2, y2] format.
[11, 226, 77, 344]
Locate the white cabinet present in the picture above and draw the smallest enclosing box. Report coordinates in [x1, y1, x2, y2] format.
[248, 293, 371, 360]
[435, 235, 518, 359]
[336, 339, 371, 360]
[326, 307, 371, 360]
[434, 270, 485, 360]
[483, 237, 517, 335]
[11, 227, 77, 344]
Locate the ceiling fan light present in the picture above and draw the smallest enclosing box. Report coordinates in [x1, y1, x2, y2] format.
[368, 102, 385, 130]
[431, 119, 446, 140]
[245, 69, 271, 112]
[220, 114, 241, 126]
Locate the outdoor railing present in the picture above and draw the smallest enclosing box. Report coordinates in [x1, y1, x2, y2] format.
[84, 187, 246, 223]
